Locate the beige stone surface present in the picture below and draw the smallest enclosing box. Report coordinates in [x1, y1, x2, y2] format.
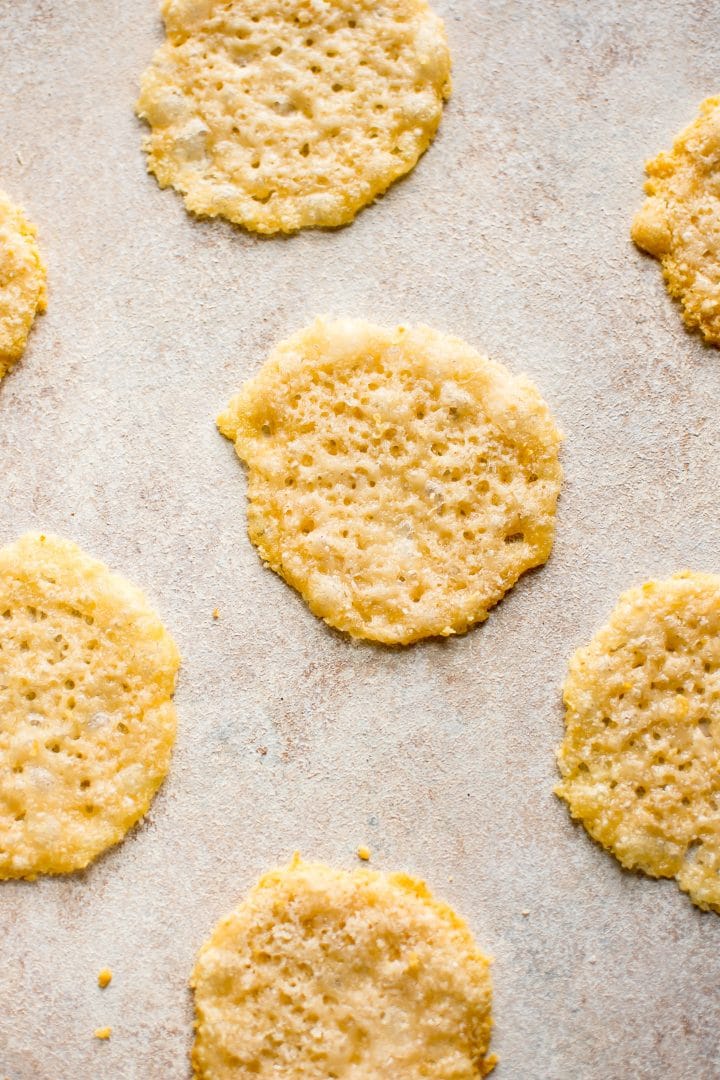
[1, 1, 720, 1078]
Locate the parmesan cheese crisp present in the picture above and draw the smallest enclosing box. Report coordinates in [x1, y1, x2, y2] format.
[0, 533, 180, 878]
[191, 856, 495, 1079]
[218, 318, 562, 644]
[632, 97, 720, 345]
[0, 189, 46, 380]
[557, 572, 720, 913]
[137, 0, 451, 233]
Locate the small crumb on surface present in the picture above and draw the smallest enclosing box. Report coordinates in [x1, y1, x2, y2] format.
[521, 909, 530, 917]
[257, 746, 267, 756]
[98, 968, 112, 988]
[357, 845, 371, 861]
[94, 1027, 112, 1040]
[212, 608, 219, 619]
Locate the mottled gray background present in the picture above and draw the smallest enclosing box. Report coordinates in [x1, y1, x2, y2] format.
[1, 1, 719, 1077]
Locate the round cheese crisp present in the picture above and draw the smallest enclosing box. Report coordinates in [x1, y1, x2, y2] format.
[218, 318, 563, 645]
[136, 0, 451, 233]
[191, 856, 495, 1079]
[557, 572, 720, 913]
[0, 533, 180, 879]
[0, 190, 47, 379]
[631, 97, 720, 345]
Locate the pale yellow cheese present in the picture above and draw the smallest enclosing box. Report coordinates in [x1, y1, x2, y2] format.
[0, 189, 46, 379]
[137, 0, 451, 233]
[557, 571, 720, 913]
[191, 856, 495, 1078]
[632, 97, 720, 344]
[218, 318, 563, 644]
[0, 533, 180, 878]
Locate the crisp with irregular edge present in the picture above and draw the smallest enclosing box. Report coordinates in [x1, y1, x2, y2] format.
[557, 572, 720, 913]
[0, 189, 47, 379]
[0, 532, 180, 878]
[631, 96, 720, 344]
[218, 318, 563, 645]
[136, 0, 451, 233]
[191, 855, 495, 1079]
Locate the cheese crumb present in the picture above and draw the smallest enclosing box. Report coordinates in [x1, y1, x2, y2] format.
[98, 968, 112, 989]
[357, 846, 371, 861]
[212, 608, 219, 620]
[94, 1027, 112, 1040]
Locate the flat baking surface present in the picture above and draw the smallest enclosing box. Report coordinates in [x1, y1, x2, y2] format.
[1, 2, 719, 1077]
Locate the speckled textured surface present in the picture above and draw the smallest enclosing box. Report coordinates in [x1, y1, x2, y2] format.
[1, 1, 720, 1077]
